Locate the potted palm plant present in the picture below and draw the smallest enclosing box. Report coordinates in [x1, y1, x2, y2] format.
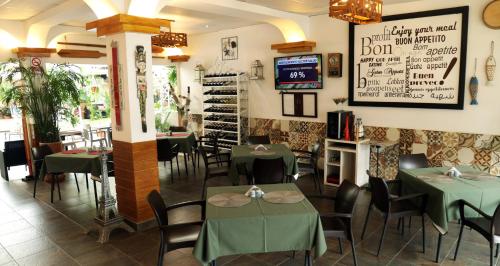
[0, 58, 83, 151]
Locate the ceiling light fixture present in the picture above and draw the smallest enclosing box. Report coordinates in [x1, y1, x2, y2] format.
[329, 0, 383, 24]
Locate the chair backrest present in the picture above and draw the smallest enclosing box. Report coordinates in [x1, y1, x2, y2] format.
[253, 157, 285, 184]
[82, 126, 92, 141]
[198, 145, 210, 168]
[311, 142, 321, 161]
[399, 153, 428, 169]
[198, 135, 218, 154]
[169, 126, 187, 132]
[247, 135, 271, 145]
[31, 145, 53, 161]
[156, 139, 175, 161]
[369, 176, 391, 212]
[335, 180, 361, 214]
[3, 140, 27, 165]
[147, 190, 168, 226]
[493, 203, 500, 236]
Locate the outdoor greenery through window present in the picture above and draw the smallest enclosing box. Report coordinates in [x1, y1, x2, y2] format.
[153, 65, 177, 133]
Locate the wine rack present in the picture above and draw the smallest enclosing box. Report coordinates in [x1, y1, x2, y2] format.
[202, 72, 249, 150]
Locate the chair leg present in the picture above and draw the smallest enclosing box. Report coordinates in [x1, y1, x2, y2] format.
[201, 177, 208, 200]
[397, 217, 402, 230]
[304, 250, 312, 266]
[350, 233, 358, 266]
[317, 172, 323, 194]
[401, 217, 405, 235]
[74, 173, 80, 193]
[158, 233, 165, 266]
[93, 180, 99, 210]
[409, 216, 412, 229]
[496, 243, 499, 257]
[50, 175, 55, 203]
[183, 153, 189, 176]
[491, 243, 494, 266]
[33, 176, 38, 198]
[421, 215, 426, 253]
[453, 224, 464, 260]
[56, 175, 61, 200]
[338, 238, 343, 254]
[361, 202, 372, 240]
[377, 214, 389, 256]
[175, 156, 180, 176]
[85, 173, 89, 189]
[170, 161, 174, 184]
[435, 233, 443, 263]
[191, 152, 196, 174]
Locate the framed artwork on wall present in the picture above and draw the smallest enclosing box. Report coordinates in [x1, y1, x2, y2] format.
[328, 53, 343, 77]
[348, 6, 469, 109]
[282, 92, 317, 118]
[221, 36, 238, 61]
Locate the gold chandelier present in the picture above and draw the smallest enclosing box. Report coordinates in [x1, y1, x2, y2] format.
[329, 0, 383, 24]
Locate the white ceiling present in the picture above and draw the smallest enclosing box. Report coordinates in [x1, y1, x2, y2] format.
[158, 6, 258, 35]
[0, 0, 66, 20]
[237, 0, 423, 16]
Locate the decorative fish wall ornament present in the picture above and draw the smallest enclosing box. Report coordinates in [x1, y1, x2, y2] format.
[486, 41, 496, 85]
[470, 58, 479, 105]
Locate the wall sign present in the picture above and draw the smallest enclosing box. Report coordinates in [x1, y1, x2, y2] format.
[110, 41, 123, 131]
[327, 53, 343, 77]
[349, 6, 469, 109]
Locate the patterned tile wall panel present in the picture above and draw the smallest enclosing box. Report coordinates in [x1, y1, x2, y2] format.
[249, 118, 500, 179]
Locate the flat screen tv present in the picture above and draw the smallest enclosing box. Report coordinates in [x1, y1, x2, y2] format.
[274, 54, 323, 90]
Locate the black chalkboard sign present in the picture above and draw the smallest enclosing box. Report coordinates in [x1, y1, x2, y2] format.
[348, 6, 469, 109]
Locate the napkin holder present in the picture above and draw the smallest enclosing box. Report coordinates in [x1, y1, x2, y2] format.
[254, 144, 268, 151]
[245, 185, 265, 198]
[445, 167, 462, 178]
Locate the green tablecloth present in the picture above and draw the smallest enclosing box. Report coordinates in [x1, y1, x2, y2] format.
[39, 151, 105, 179]
[193, 183, 327, 264]
[157, 132, 196, 153]
[398, 166, 500, 233]
[229, 144, 298, 185]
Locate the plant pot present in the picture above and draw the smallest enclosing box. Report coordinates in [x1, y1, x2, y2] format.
[39, 141, 66, 183]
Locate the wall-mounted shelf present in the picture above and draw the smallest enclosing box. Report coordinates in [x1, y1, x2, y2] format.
[12, 47, 56, 57]
[324, 138, 370, 187]
[271, 41, 316, 53]
[168, 55, 190, 62]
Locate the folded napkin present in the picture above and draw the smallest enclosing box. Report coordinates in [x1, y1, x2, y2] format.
[245, 185, 265, 198]
[254, 144, 268, 151]
[445, 167, 462, 177]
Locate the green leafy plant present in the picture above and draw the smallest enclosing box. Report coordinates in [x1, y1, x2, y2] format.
[0, 59, 83, 143]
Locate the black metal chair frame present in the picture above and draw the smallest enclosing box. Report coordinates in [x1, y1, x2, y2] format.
[454, 200, 500, 266]
[361, 176, 428, 256]
[247, 135, 271, 145]
[157, 139, 180, 183]
[292, 142, 322, 194]
[308, 180, 361, 265]
[198, 146, 231, 199]
[251, 157, 287, 185]
[147, 190, 205, 266]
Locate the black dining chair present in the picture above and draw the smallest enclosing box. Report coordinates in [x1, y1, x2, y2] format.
[196, 135, 219, 168]
[308, 180, 361, 266]
[399, 153, 428, 170]
[252, 157, 286, 185]
[361, 176, 428, 256]
[32, 145, 81, 203]
[147, 190, 205, 266]
[454, 200, 500, 266]
[198, 146, 231, 199]
[293, 142, 322, 194]
[397, 153, 429, 230]
[157, 139, 180, 183]
[247, 135, 271, 145]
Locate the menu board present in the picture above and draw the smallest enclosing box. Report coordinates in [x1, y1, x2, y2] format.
[349, 7, 469, 109]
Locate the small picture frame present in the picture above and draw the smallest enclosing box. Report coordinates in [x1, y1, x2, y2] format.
[221, 36, 238, 61]
[327, 53, 342, 77]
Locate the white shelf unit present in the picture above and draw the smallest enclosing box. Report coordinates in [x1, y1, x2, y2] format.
[202, 73, 249, 150]
[323, 138, 370, 187]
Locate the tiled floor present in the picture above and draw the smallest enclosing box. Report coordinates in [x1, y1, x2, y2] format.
[0, 156, 498, 266]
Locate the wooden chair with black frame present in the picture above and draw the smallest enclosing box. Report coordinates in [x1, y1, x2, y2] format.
[454, 200, 500, 266]
[292, 142, 322, 194]
[247, 135, 271, 145]
[198, 146, 231, 199]
[157, 139, 180, 183]
[32, 145, 81, 203]
[307, 180, 361, 266]
[147, 190, 205, 266]
[196, 134, 219, 168]
[361, 175, 428, 256]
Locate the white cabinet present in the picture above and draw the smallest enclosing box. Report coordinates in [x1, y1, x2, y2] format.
[324, 138, 370, 187]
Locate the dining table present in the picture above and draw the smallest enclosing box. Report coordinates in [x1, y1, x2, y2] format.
[398, 166, 500, 262]
[192, 183, 327, 265]
[229, 144, 299, 185]
[156, 132, 197, 174]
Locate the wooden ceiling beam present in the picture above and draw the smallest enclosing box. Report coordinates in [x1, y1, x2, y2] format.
[86, 14, 172, 37]
[12, 47, 57, 58]
[271, 41, 316, 54]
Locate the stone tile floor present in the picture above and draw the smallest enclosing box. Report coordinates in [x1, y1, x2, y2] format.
[0, 158, 497, 265]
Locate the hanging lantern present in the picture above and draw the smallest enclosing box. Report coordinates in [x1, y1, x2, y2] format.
[329, 0, 383, 25]
[194, 64, 205, 82]
[250, 60, 264, 80]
